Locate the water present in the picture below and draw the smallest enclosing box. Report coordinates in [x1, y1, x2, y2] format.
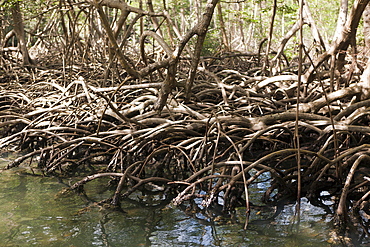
[0, 159, 333, 246]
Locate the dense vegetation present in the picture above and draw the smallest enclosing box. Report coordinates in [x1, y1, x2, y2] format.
[2, 0, 370, 245]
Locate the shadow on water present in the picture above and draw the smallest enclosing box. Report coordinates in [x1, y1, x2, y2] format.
[0, 155, 334, 247]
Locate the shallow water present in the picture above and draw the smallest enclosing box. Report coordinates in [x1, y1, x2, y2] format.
[0, 159, 333, 246]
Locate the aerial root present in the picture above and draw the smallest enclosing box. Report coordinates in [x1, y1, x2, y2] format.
[1, 59, 370, 237]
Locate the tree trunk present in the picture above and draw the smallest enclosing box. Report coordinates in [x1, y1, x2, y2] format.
[184, 0, 220, 101]
[146, 0, 163, 37]
[304, 0, 370, 84]
[11, 1, 33, 66]
[363, 2, 370, 54]
[271, 0, 327, 71]
[333, 0, 348, 42]
[216, 2, 230, 51]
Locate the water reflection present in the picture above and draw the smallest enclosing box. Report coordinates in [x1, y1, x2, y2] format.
[0, 166, 333, 246]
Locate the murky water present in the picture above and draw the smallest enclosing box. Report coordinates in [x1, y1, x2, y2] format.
[0, 157, 332, 246]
